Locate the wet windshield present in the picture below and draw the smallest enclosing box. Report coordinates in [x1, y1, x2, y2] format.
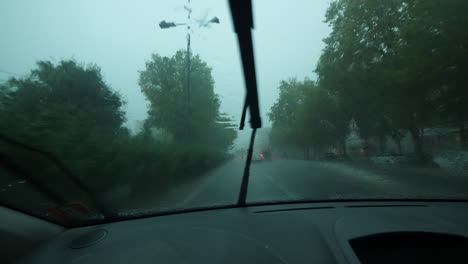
[1, 0, 467, 226]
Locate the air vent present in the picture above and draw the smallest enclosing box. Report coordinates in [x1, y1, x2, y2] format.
[70, 229, 108, 249]
[345, 204, 427, 208]
[255, 206, 334, 213]
[350, 232, 468, 264]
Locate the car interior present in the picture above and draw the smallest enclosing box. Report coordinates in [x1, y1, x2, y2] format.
[1, 1, 467, 264]
[5, 201, 468, 264]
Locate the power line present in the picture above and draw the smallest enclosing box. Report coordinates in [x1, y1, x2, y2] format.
[0, 69, 21, 76]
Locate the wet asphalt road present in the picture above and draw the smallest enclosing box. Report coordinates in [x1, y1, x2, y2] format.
[150, 160, 468, 210]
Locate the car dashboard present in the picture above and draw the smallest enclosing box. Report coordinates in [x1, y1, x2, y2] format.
[16, 201, 468, 264]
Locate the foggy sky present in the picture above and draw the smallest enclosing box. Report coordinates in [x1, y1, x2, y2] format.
[0, 0, 331, 149]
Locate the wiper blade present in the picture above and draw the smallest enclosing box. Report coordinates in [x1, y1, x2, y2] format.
[229, 0, 262, 206]
[238, 129, 257, 205]
[0, 153, 65, 205]
[239, 94, 248, 130]
[0, 133, 114, 219]
[229, 0, 261, 130]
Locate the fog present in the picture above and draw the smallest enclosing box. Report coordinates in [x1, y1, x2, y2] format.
[0, 0, 331, 149]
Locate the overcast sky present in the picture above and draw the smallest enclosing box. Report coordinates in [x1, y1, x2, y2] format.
[0, 0, 331, 149]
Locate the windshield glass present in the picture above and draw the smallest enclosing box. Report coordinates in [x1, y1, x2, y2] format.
[1, 0, 467, 226]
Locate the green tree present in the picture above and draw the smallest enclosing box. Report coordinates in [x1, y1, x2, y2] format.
[0, 60, 129, 200]
[316, 0, 408, 156]
[0, 60, 126, 147]
[399, 0, 468, 150]
[0, 58, 234, 214]
[268, 78, 350, 159]
[296, 86, 350, 158]
[268, 78, 310, 150]
[271, 0, 468, 162]
[139, 50, 236, 152]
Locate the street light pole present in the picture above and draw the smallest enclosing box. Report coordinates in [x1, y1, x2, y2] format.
[186, 3, 192, 141]
[159, 3, 219, 141]
[186, 32, 191, 141]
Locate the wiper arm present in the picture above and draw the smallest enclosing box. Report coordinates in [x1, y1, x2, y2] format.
[229, 0, 262, 206]
[230, 0, 261, 131]
[0, 133, 114, 219]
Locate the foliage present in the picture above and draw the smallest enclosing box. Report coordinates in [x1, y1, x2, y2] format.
[268, 78, 310, 148]
[0, 58, 233, 212]
[269, 0, 468, 161]
[139, 50, 237, 152]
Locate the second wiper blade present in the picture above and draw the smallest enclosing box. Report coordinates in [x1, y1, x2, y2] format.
[0, 133, 114, 219]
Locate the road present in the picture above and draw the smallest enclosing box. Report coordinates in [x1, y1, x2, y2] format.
[123, 160, 468, 214]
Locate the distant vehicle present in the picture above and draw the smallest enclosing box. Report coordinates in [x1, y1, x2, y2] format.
[251, 151, 264, 162]
[251, 148, 271, 163]
[321, 152, 339, 160]
[261, 148, 272, 161]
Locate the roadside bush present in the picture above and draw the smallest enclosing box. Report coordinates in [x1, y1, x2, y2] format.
[128, 141, 228, 200]
[0, 130, 229, 206]
[406, 153, 440, 168]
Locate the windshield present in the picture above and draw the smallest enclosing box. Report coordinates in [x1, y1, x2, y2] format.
[1, 0, 467, 226]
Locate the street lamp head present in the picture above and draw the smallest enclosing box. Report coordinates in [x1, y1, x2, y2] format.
[159, 20, 177, 29]
[208, 16, 220, 24]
